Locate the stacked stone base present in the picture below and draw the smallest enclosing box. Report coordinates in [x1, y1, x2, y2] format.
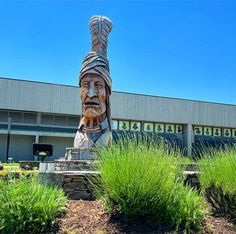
[61, 171, 99, 200]
[37, 159, 100, 200]
[37, 171, 100, 200]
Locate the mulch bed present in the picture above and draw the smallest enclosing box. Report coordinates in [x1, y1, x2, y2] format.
[51, 200, 236, 234]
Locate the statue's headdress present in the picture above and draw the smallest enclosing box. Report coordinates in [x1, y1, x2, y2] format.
[79, 16, 112, 94]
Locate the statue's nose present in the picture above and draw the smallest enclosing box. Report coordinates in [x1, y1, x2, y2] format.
[87, 84, 96, 98]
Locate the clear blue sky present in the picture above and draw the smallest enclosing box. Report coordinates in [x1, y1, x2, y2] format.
[0, 0, 236, 104]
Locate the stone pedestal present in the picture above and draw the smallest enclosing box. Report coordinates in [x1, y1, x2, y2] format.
[65, 147, 97, 160]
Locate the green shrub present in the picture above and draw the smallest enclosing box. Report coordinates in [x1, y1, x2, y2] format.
[198, 148, 236, 193]
[0, 175, 67, 233]
[97, 140, 205, 231]
[198, 148, 236, 220]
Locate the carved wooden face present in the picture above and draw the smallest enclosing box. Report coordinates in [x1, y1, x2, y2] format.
[80, 74, 107, 119]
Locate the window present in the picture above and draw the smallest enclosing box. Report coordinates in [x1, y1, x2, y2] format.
[9, 111, 23, 123]
[112, 120, 118, 130]
[41, 114, 54, 125]
[130, 122, 141, 131]
[0, 110, 8, 122]
[119, 121, 129, 131]
[22, 112, 37, 124]
[155, 123, 164, 133]
[144, 123, 153, 132]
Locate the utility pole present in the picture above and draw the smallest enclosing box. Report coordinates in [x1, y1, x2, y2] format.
[6, 117, 11, 163]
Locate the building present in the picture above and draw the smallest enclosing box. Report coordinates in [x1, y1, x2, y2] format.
[0, 77, 236, 162]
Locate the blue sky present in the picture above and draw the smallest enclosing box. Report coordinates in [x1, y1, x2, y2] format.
[0, 0, 236, 104]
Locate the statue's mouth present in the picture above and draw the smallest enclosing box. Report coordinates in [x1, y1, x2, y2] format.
[84, 101, 99, 106]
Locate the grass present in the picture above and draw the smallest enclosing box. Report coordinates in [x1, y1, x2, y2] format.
[198, 147, 236, 220]
[96, 138, 206, 231]
[0, 175, 67, 233]
[198, 148, 236, 194]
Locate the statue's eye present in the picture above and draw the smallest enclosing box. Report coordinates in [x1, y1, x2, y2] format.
[82, 81, 89, 87]
[95, 82, 104, 89]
